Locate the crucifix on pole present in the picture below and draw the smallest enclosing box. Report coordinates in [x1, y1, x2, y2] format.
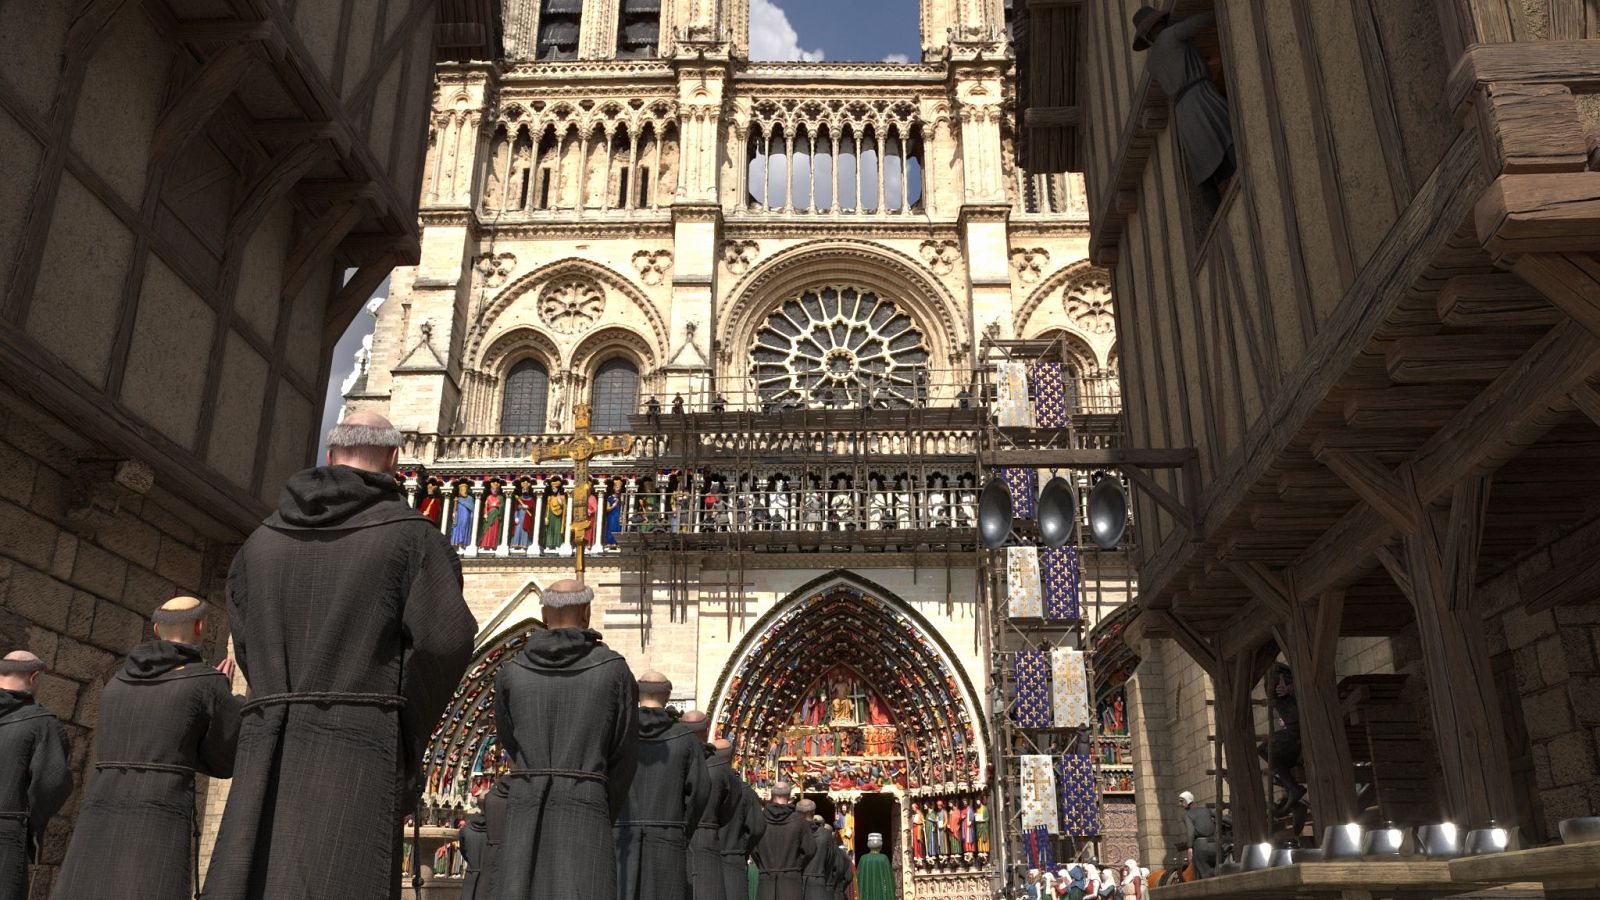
[531, 403, 636, 574]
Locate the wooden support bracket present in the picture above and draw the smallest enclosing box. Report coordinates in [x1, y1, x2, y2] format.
[1316, 450, 1417, 532]
[150, 43, 261, 164]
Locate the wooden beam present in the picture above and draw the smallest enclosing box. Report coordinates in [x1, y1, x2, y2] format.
[1315, 451, 1417, 532]
[1568, 381, 1600, 428]
[1374, 544, 1414, 603]
[280, 202, 364, 302]
[1476, 173, 1600, 256]
[1214, 648, 1272, 844]
[1384, 334, 1529, 384]
[1273, 588, 1359, 832]
[1436, 273, 1560, 328]
[1446, 40, 1600, 114]
[1122, 463, 1197, 536]
[1342, 386, 1482, 431]
[1524, 545, 1600, 612]
[1470, 82, 1589, 175]
[1148, 609, 1217, 675]
[150, 43, 260, 164]
[1510, 252, 1600, 338]
[323, 254, 400, 348]
[978, 448, 1197, 468]
[1225, 561, 1292, 622]
[227, 140, 326, 249]
[1023, 106, 1082, 128]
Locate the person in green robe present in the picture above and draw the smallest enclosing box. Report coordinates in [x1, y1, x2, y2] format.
[542, 477, 567, 549]
[748, 859, 760, 900]
[855, 832, 893, 900]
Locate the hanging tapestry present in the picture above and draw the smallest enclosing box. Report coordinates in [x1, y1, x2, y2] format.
[1029, 361, 1069, 428]
[1041, 545, 1082, 620]
[1019, 754, 1059, 834]
[1012, 651, 1052, 728]
[995, 361, 1032, 426]
[1002, 467, 1039, 519]
[1023, 824, 1056, 870]
[1006, 546, 1043, 618]
[1051, 648, 1091, 728]
[1057, 754, 1100, 837]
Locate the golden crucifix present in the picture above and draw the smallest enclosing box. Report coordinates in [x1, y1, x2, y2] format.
[531, 403, 636, 573]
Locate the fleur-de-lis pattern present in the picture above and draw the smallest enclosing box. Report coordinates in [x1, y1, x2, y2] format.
[1006, 546, 1042, 618]
[1057, 754, 1101, 836]
[1002, 467, 1038, 519]
[1028, 361, 1069, 428]
[1051, 648, 1090, 728]
[1012, 650, 1051, 729]
[1041, 545, 1081, 620]
[1019, 754, 1059, 834]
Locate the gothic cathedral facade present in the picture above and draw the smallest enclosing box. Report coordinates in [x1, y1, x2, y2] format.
[347, 0, 1128, 892]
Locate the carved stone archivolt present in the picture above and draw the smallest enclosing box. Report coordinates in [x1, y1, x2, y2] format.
[919, 239, 961, 276]
[538, 277, 606, 333]
[631, 249, 672, 286]
[468, 257, 671, 364]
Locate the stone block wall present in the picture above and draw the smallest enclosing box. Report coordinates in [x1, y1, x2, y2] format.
[0, 387, 232, 897]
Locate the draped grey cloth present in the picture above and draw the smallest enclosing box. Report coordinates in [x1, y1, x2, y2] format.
[689, 748, 738, 900]
[716, 777, 765, 900]
[0, 690, 71, 900]
[800, 820, 835, 900]
[201, 466, 476, 900]
[1143, 12, 1232, 185]
[615, 706, 711, 900]
[491, 627, 639, 900]
[54, 641, 241, 900]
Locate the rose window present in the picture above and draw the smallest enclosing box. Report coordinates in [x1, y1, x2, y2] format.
[751, 286, 930, 409]
[538, 278, 605, 334]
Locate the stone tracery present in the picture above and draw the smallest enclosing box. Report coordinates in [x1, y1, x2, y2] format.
[742, 97, 927, 214]
[482, 98, 679, 214]
[538, 277, 606, 333]
[750, 286, 931, 410]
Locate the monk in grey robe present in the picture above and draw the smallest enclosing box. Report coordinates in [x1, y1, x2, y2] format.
[463, 778, 510, 900]
[689, 732, 739, 900]
[797, 803, 836, 900]
[829, 839, 852, 900]
[0, 652, 71, 900]
[616, 673, 710, 900]
[493, 579, 639, 900]
[715, 753, 765, 900]
[753, 782, 815, 900]
[1132, 6, 1233, 209]
[202, 415, 476, 899]
[54, 597, 242, 900]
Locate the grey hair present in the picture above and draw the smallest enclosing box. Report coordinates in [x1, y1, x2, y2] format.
[326, 423, 402, 450]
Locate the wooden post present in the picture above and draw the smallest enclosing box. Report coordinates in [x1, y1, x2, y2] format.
[1276, 589, 1360, 835]
[1214, 649, 1272, 845]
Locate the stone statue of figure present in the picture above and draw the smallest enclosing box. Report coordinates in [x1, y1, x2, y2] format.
[542, 477, 567, 550]
[829, 684, 855, 726]
[1132, 7, 1234, 212]
[771, 477, 792, 529]
[803, 480, 824, 531]
[927, 475, 949, 528]
[894, 476, 915, 530]
[867, 477, 889, 529]
[829, 476, 855, 530]
[956, 474, 977, 529]
[450, 480, 475, 548]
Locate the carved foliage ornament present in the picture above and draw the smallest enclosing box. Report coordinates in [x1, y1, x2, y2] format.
[723, 240, 760, 275]
[1064, 274, 1116, 335]
[539, 278, 606, 334]
[632, 250, 672, 287]
[474, 252, 517, 288]
[919, 240, 961, 277]
[1010, 247, 1049, 284]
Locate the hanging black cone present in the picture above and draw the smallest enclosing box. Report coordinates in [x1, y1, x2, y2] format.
[1087, 475, 1128, 550]
[977, 475, 1013, 550]
[1037, 475, 1078, 549]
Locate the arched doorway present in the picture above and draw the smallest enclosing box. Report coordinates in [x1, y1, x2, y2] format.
[709, 573, 991, 888]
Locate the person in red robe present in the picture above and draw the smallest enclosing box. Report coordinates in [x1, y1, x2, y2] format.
[479, 479, 505, 550]
[417, 478, 444, 525]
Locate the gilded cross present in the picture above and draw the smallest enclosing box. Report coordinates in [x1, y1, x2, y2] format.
[530, 403, 636, 573]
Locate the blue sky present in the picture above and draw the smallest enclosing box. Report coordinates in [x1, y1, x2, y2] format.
[750, 0, 922, 63]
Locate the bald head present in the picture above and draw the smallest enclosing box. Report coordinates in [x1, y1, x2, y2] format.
[154, 595, 208, 644]
[326, 412, 401, 473]
[541, 577, 593, 630]
[681, 710, 709, 735]
[796, 799, 817, 817]
[638, 671, 672, 707]
[0, 651, 45, 691]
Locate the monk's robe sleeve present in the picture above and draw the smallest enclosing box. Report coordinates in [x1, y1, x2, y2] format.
[29, 717, 71, 842]
[492, 670, 518, 761]
[683, 743, 711, 835]
[399, 530, 476, 771]
[743, 788, 766, 854]
[225, 554, 251, 682]
[198, 677, 244, 778]
[605, 670, 640, 822]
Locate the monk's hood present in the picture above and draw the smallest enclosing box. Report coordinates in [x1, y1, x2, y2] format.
[765, 803, 799, 826]
[466, 813, 488, 835]
[513, 628, 621, 672]
[638, 705, 680, 740]
[121, 640, 207, 680]
[267, 465, 421, 530]
[0, 689, 34, 721]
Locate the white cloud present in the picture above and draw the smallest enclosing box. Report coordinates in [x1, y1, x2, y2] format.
[882, 53, 912, 64]
[749, 0, 824, 61]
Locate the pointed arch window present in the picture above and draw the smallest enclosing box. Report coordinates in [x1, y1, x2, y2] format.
[590, 358, 640, 433]
[501, 360, 550, 433]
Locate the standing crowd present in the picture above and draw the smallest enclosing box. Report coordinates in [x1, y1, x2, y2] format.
[0, 414, 898, 900]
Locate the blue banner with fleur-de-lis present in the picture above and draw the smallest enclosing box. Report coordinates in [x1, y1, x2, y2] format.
[1012, 650, 1052, 728]
[1029, 361, 1069, 428]
[1058, 753, 1101, 837]
[1002, 467, 1038, 520]
[1042, 545, 1082, 620]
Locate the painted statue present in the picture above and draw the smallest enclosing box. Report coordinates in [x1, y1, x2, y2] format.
[417, 478, 444, 525]
[542, 477, 567, 549]
[603, 477, 624, 545]
[976, 802, 989, 854]
[449, 480, 474, 548]
[584, 483, 598, 546]
[636, 477, 659, 532]
[478, 479, 504, 550]
[771, 477, 791, 529]
[510, 477, 537, 549]
[964, 799, 977, 853]
[911, 804, 925, 859]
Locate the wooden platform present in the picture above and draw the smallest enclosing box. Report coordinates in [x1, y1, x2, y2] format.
[1449, 842, 1600, 895]
[1147, 861, 1542, 900]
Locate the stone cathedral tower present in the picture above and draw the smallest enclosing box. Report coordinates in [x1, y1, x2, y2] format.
[347, 0, 1134, 892]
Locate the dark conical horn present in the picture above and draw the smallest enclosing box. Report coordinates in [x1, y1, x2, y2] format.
[977, 475, 1013, 550]
[1087, 474, 1128, 550]
[1037, 476, 1078, 549]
